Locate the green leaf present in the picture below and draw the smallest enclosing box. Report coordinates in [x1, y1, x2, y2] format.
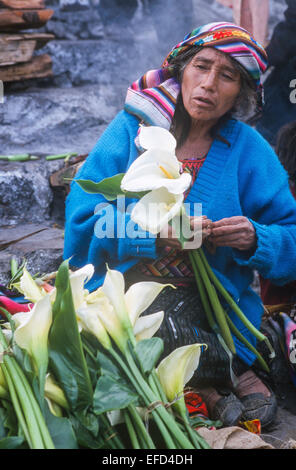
[43, 404, 78, 449]
[75, 174, 125, 200]
[135, 337, 164, 374]
[69, 413, 104, 449]
[0, 401, 18, 437]
[49, 260, 93, 412]
[97, 351, 122, 379]
[75, 174, 148, 201]
[93, 375, 138, 415]
[0, 436, 24, 449]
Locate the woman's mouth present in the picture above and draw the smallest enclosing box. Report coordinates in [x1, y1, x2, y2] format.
[193, 96, 215, 108]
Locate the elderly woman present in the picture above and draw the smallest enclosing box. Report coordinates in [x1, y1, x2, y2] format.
[64, 22, 296, 429]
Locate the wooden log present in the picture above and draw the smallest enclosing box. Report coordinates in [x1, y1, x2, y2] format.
[0, 33, 54, 66]
[0, 37, 36, 65]
[0, 9, 54, 30]
[0, 53, 52, 81]
[0, 1, 45, 9]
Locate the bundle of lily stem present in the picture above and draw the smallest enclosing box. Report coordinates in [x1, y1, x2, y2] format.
[189, 248, 274, 372]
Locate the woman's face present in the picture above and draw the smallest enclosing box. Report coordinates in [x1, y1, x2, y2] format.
[181, 47, 242, 124]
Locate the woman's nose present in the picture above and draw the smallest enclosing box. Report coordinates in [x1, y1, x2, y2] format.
[201, 69, 217, 90]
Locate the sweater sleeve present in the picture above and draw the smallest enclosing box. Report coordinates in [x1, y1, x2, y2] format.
[233, 128, 296, 285]
[63, 111, 158, 272]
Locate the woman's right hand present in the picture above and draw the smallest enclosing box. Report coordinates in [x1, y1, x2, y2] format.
[156, 215, 213, 250]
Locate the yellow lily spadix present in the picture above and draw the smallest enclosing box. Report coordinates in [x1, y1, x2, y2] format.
[120, 126, 191, 195]
[156, 343, 206, 418]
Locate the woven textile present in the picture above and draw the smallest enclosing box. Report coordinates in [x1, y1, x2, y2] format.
[163, 22, 268, 92]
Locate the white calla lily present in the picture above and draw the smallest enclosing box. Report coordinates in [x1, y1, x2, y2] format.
[139, 125, 177, 152]
[96, 294, 129, 353]
[69, 264, 94, 310]
[131, 187, 184, 235]
[156, 344, 205, 418]
[120, 126, 191, 195]
[18, 267, 45, 303]
[14, 294, 52, 394]
[81, 269, 169, 348]
[125, 281, 172, 326]
[77, 302, 111, 350]
[133, 310, 164, 341]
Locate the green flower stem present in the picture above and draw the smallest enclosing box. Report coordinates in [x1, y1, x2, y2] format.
[184, 420, 211, 449]
[13, 360, 55, 449]
[198, 248, 275, 358]
[225, 315, 270, 373]
[110, 348, 178, 449]
[183, 420, 201, 449]
[192, 250, 236, 354]
[82, 341, 99, 365]
[188, 251, 217, 330]
[108, 348, 158, 449]
[128, 404, 156, 450]
[100, 414, 125, 450]
[2, 357, 44, 448]
[124, 347, 194, 449]
[148, 373, 160, 398]
[0, 329, 45, 449]
[1, 363, 32, 447]
[123, 409, 140, 449]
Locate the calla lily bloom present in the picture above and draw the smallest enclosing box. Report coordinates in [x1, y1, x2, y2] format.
[133, 310, 164, 341]
[18, 267, 46, 303]
[14, 294, 52, 395]
[124, 280, 172, 326]
[77, 302, 112, 351]
[80, 268, 170, 350]
[131, 187, 184, 235]
[156, 344, 205, 418]
[44, 373, 69, 410]
[120, 126, 191, 195]
[69, 264, 94, 310]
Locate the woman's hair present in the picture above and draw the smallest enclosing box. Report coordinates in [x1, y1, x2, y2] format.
[169, 46, 258, 147]
[276, 121, 296, 181]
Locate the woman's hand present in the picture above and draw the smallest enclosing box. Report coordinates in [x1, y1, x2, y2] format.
[156, 216, 213, 250]
[208, 216, 257, 251]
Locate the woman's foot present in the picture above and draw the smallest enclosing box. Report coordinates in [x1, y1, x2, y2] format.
[235, 369, 277, 429]
[198, 386, 245, 427]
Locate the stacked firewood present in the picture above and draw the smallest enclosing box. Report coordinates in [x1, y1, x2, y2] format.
[0, 0, 55, 82]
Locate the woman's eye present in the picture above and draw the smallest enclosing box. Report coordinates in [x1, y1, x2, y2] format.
[222, 73, 234, 80]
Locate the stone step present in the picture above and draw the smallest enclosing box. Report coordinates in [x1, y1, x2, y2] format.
[0, 223, 64, 285]
[0, 82, 122, 155]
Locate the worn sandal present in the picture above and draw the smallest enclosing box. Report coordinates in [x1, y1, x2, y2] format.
[198, 386, 245, 427]
[235, 370, 277, 429]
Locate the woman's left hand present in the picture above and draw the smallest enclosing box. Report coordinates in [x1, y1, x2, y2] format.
[208, 216, 257, 251]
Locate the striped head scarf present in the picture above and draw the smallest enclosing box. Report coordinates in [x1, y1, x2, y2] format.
[124, 22, 268, 130]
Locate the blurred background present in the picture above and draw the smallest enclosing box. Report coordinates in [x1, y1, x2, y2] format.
[0, 0, 287, 156]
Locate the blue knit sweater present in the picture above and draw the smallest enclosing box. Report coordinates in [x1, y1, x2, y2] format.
[64, 110, 296, 365]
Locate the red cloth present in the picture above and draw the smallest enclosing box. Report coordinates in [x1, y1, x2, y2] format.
[0, 296, 32, 315]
